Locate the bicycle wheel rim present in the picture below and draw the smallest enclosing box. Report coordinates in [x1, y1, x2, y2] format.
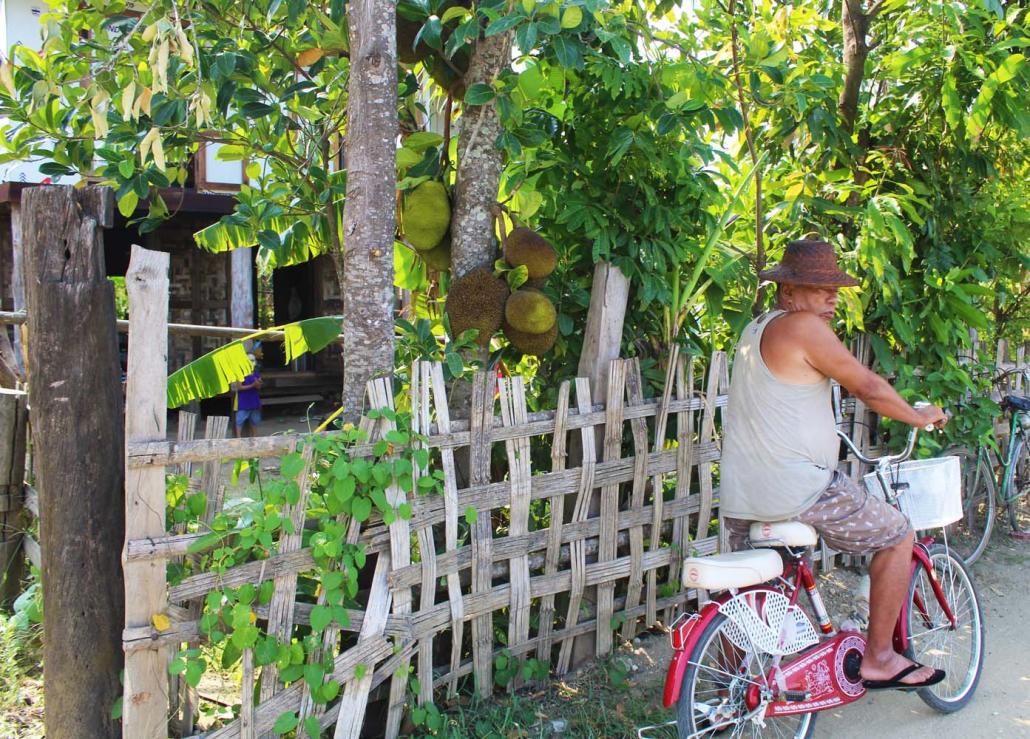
[944, 448, 995, 565]
[1005, 437, 1029, 532]
[679, 612, 814, 739]
[905, 546, 983, 705]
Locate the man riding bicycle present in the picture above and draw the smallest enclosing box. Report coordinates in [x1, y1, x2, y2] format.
[720, 239, 948, 691]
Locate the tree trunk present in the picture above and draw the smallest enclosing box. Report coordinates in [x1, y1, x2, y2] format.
[22, 185, 124, 739]
[339, 0, 398, 421]
[450, 32, 512, 280]
[839, 0, 872, 135]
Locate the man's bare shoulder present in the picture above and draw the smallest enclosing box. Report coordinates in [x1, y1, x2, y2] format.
[763, 310, 836, 345]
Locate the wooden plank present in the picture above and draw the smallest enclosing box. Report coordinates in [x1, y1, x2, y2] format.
[174, 411, 198, 478]
[411, 362, 437, 707]
[576, 262, 630, 407]
[240, 648, 255, 739]
[620, 359, 649, 639]
[556, 379, 596, 674]
[365, 378, 415, 739]
[499, 376, 532, 680]
[122, 244, 171, 738]
[468, 370, 496, 698]
[331, 552, 393, 739]
[535, 380, 570, 673]
[595, 360, 626, 657]
[696, 353, 721, 555]
[646, 349, 677, 626]
[429, 363, 465, 697]
[258, 445, 315, 709]
[665, 355, 694, 624]
[126, 395, 726, 469]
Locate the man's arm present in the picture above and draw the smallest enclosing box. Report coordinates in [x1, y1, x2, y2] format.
[793, 313, 946, 428]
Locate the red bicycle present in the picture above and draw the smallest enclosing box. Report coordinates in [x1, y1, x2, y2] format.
[649, 426, 985, 738]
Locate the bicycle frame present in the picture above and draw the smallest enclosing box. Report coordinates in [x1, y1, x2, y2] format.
[662, 536, 955, 712]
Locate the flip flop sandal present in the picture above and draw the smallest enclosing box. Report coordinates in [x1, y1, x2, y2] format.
[862, 662, 946, 691]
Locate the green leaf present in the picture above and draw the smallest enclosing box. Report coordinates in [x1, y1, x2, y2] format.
[167, 340, 252, 408]
[185, 659, 206, 688]
[560, 6, 582, 28]
[280, 452, 305, 479]
[551, 36, 583, 68]
[465, 505, 478, 524]
[303, 715, 321, 739]
[404, 132, 444, 151]
[464, 83, 496, 106]
[352, 496, 372, 522]
[283, 316, 343, 363]
[273, 711, 299, 735]
[304, 662, 325, 688]
[117, 191, 138, 218]
[485, 14, 523, 37]
[310, 604, 333, 632]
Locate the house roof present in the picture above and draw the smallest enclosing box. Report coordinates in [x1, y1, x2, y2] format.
[0, 181, 238, 215]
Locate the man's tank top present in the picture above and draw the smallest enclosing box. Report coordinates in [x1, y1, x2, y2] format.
[719, 310, 839, 521]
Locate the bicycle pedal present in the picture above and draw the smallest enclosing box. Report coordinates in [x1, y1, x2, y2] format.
[782, 691, 811, 702]
[843, 651, 863, 681]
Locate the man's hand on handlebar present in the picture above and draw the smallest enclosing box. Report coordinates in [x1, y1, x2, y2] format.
[914, 404, 948, 430]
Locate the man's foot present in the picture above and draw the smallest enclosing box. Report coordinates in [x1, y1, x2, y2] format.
[859, 651, 943, 689]
[862, 662, 945, 691]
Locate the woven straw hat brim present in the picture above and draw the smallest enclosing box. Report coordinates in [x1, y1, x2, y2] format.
[758, 266, 861, 288]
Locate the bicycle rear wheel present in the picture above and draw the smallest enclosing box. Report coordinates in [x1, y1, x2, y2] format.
[677, 611, 816, 738]
[943, 446, 995, 565]
[904, 543, 984, 713]
[1004, 436, 1029, 533]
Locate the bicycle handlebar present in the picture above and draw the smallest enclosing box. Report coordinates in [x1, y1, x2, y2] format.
[836, 402, 939, 468]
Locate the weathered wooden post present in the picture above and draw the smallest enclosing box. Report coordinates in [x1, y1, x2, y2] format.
[123, 244, 171, 738]
[22, 185, 124, 738]
[0, 388, 28, 608]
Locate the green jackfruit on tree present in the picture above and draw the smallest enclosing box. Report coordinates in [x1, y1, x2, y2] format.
[503, 319, 558, 356]
[504, 227, 557, 279]
[445, 268, 508, 347]
[504, 288, 557, 334]
[420, 234, 451, 271]
[401, 181, 451, 251]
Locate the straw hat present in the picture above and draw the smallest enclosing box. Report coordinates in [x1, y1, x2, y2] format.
[758, 239, 860, 288]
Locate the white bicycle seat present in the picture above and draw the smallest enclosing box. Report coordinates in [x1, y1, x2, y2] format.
[681, 549, 783, 590]
[749, 521, 818, 548]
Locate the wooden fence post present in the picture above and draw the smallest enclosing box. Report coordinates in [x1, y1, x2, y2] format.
[0, 388, 27, 608]
[122, 244, 171, 738]
[22, 186, 124, 738]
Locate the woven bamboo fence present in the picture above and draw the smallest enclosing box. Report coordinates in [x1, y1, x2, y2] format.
[118, 243, 1030, 738]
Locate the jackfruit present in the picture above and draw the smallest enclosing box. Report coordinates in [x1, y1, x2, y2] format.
[504, 288, 557, 334]
[420, 234, 451, 271]
[401, 181, 451, 251]
[504, 227, 557, 279]
[503, 319, 558, 356]
[524, 276, 548, 290]
[445, 267, 508, 347]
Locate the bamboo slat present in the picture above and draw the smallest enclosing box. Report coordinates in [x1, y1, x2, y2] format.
[499, 376, 532, 678]
[664, 355, 694, 624]
[468, 370, 496, 698]
[412, 362, 437, 707]
[535, 380, 570, 673]
[595, 359, 626, 657]
[621, 359, 649, 639]
[428, 364, 465, 697]
[646, 348, 678, 626]
[555, 379, 596, 675]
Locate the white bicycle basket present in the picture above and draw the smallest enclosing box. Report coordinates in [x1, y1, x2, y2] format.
[864, 455, 961, 530]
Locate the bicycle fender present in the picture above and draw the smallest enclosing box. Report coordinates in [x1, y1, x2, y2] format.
[662, 602, 720, 709]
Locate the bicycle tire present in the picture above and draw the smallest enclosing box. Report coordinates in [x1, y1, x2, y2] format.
[1004, 435, 1029, 533]
[677, 609, 816, 739]
[942, 445, 995, 565]
[904, 543, 984, 713]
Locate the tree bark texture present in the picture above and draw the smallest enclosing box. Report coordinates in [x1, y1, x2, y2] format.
[22, 185, 124, 739]
[839, 0, 872, 135]
[451, 32, 512, 280]
[340, 0, 398, 421]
